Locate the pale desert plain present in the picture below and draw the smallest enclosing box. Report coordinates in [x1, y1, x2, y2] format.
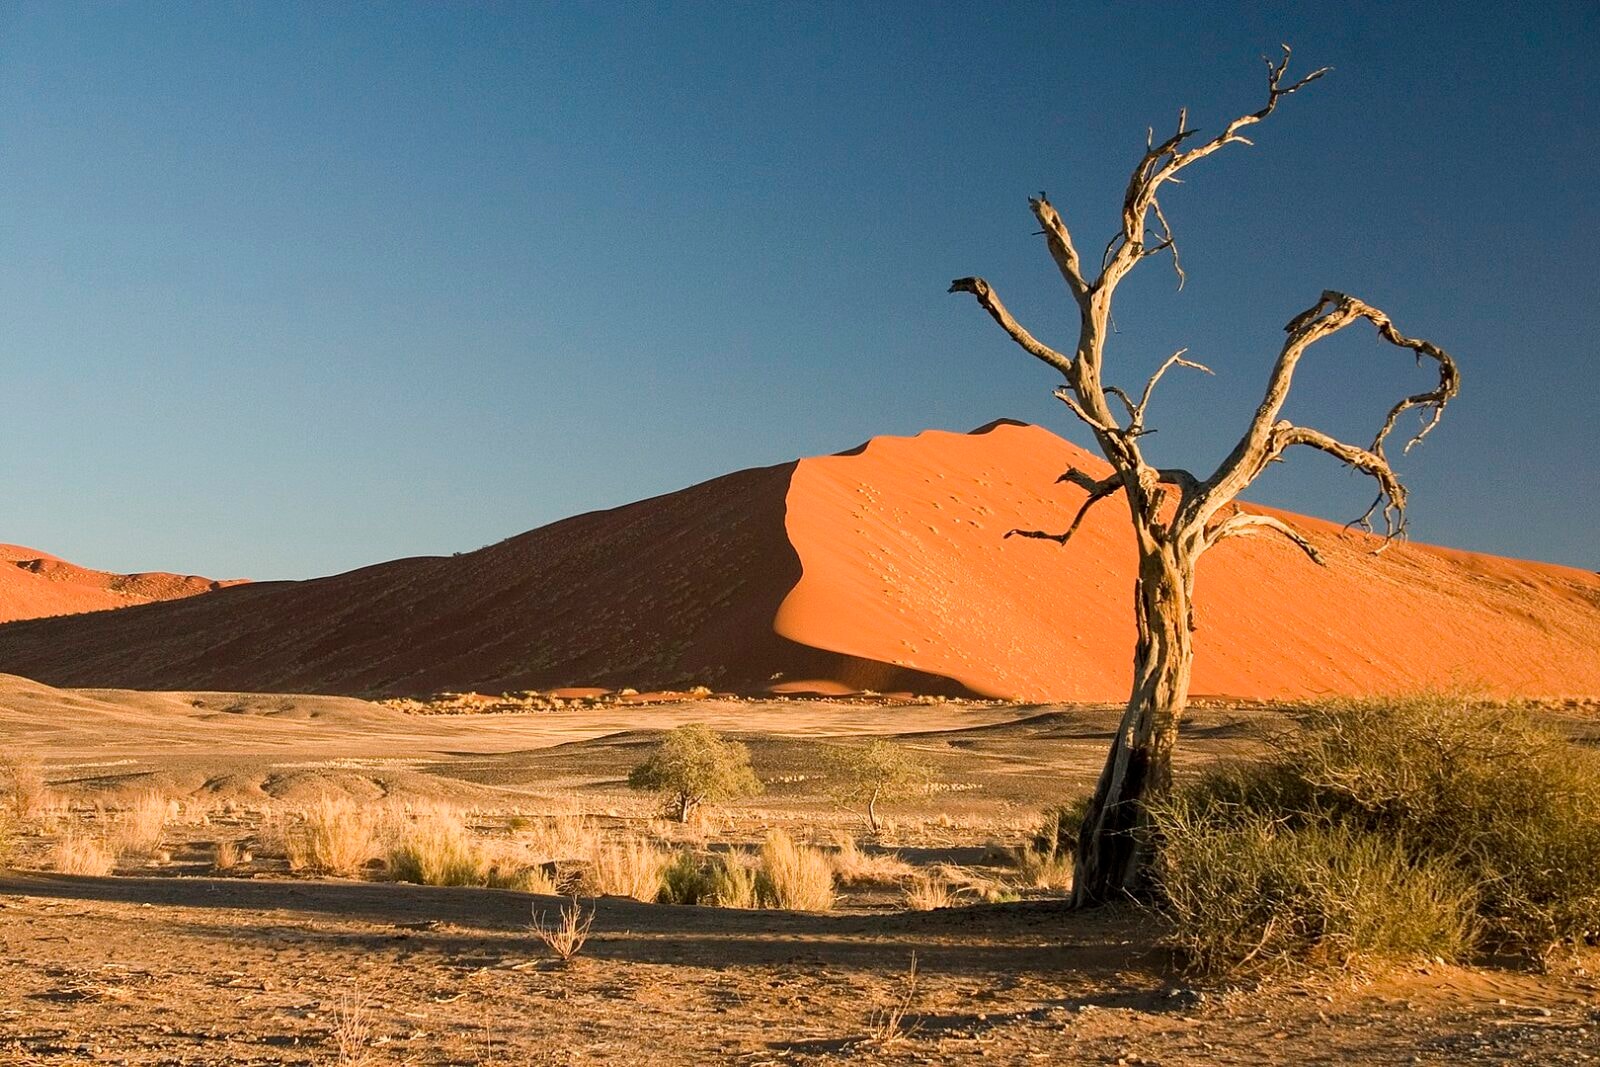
[1, 423, 1599, 1066]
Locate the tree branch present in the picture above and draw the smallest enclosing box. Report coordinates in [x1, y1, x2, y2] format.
[947, 277, 1074, 376]
[1205, 510, 1324, 565]
[1007, 473, 1125, 546]
[1270, 423, 1409, 538]
[1100, 45, 1328, 293]
[1029, 195, 1091, 303]
[1198, 291, 1459, 541]
[1134, 348, 1212, 424]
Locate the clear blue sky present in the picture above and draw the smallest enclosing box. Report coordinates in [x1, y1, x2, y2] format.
[2, 2, 1595, 580]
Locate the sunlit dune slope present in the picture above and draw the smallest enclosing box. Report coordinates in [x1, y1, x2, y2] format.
[0, 422, 1595, 700]
[777, 421, 1600, 700]
[0, 543, 243, 623]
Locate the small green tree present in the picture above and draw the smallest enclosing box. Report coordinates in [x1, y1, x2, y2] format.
[828, 740, 934, 833]
[627, 723, 762, 822]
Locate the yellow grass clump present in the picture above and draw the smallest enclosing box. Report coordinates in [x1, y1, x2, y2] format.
[287, 796, 381, 877]
[758, 830, 835, 911]
[112, 789, 176, 856]
[830, 832, 914, 886]
[2, 756, 48, 819]
[388, 810, 554, 891]
[587, 836, 670, 901]
[902, 873, 955, 911]
[51, 831, 117, 876]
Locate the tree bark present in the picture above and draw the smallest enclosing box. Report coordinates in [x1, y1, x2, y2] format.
[1071, 539, 1195, 906]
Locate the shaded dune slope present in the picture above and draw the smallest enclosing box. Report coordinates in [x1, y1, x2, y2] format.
[0, 543, 242, 624]
[0, 464, 954, 697]
[1, 422, 1596, 700]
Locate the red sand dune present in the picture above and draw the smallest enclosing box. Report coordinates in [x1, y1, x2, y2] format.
[0, 422, 1596, 700]
[0, 543, 243, 624]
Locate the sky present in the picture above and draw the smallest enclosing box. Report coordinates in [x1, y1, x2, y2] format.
[1, 2, 1596, 580]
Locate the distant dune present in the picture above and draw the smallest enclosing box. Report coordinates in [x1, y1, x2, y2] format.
[1, 422, 1596, 700]
[0, 543, 244, 624]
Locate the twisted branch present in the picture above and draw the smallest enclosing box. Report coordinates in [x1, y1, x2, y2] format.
[1205, 510, 1324, 565]
[1200, 291, 1460, 541]
[1102, 46, 1329, 293]
[947, 277, 1073, 376]
[1007, 473, 1125, 545]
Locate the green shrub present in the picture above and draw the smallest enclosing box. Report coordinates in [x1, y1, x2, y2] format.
[1154, 800, 1476, 975]
[707, 852, 762, 909]
[825, 740, 935, 832]
[1151, 695, 1600, 974]
[627, 724, 762, 822]
[659, 849, 715, 904]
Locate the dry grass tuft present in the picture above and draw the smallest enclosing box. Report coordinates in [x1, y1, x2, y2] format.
[707, 851, 762, 909]
[388, 812, 488, 885]
[212, 839, 242, 871]
[2, 756, 48, 819]
[867, 953, 921, 1049]
[515, 813, 601, 863]
[330, 990, 373, 1066]
[587, 836, 670, 901]
[902, 873, 955, 911]
[830, 832, 914, 887]
[111, 789, 175, 856]
[389, 810, 555, 891]
[51, 831, 116, 876]
[531, 897, 595, 963]
[1011, 841, 1074, 891]
[758, 830, 835, 911]
[287, 796, 381, 877]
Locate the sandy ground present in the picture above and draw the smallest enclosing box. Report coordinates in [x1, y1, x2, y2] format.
[3, 679, 1599, 1064]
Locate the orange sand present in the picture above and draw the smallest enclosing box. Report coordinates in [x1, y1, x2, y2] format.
[1, 423, 1595, 700]
[0, 544, 243, 624]
[777, 422, 1600, 700]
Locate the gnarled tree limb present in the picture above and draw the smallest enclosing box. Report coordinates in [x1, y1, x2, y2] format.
[947, 277, 1074, 376]
[1101, 46, 1329, 294]
[1205, 510, 1324, 565]
[1029, 195, 1090, 303]
[1198, 291, 1459, 540]
[1007, 473, 1125, 546]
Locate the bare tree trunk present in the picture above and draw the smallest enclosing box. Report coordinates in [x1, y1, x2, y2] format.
[1071, 540, 1195, 906]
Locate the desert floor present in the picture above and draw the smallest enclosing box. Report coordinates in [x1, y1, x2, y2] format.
[2, 684, 1598, 1065]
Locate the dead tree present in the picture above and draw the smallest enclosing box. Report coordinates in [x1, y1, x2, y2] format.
[949, 48, 1460, 906]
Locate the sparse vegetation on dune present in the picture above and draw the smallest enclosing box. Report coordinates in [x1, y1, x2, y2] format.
[1151, 695, 1600, 975]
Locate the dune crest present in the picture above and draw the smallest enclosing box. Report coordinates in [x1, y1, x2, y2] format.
[0, 423, 1595, 700]
[0, 543, 244, 624]
[778, 422, 1600, 700]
